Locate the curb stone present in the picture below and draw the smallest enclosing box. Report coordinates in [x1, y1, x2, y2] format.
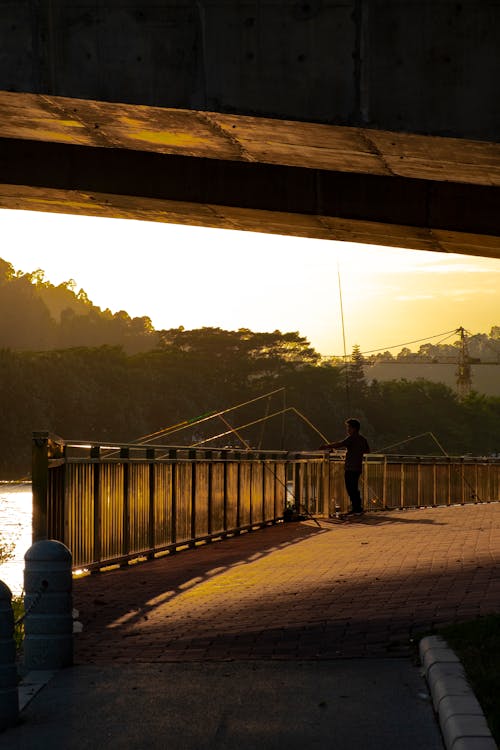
[419, 635, 498, 750]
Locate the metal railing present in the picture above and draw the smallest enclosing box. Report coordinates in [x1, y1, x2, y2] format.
[32, 432, 325, 571]
[32, 432, 500, 571]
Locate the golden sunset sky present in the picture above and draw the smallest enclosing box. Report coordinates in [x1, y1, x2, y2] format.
[2, 208, 499, 356]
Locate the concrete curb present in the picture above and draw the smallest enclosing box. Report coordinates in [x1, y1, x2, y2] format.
[419, 635, 498, 750]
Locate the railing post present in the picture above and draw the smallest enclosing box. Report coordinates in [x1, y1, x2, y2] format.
[32, 431, 49, 542]
[90, 445, 101, 566]
[382, 457, 387, 509]
[235, 451, 242, 530]
[294, 459, 301, 514]
[461, 460, 465, 504]
[206, 450, 213, 535]
[121, 447, 130, 563]
[147, 448, 156, 558]
[261, 454, 266, 523]
[322, 456, 331, 518]
[23, 540, 73, 670]
[223, 450, 228, 532]
[0, 580, 18, 730]
[400, 463, 405, 508]
[189, 449, 197, 542]
[273, 456, 279, 521]
[248, 454, 253, 525]
[169, 449, 177, 547]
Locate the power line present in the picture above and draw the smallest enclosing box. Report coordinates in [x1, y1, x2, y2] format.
[321, 328, 460, 359]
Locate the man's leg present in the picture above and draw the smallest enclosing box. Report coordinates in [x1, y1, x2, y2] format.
[344, 471, 362, 513]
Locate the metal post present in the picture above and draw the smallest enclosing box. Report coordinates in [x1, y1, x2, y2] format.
[121, 447, 130, 562]
[223, 451, 228, 532]
[261, 455, 266, 523]
[206, 450, 213, 535]
[147, 448, 156, 558]
[461, 460, 465, 504]
[235, 451, 241, 531]
[382, 457, 387, 509]
[32, 432, 49, 542]
[23, 540, 73, 670]
[0, 580, 18, 730]
[248, 455, 253, 525]
[400, 464, 405, 509]
[189, 449, 197, 542]
[294, 460, 301, 514]
[274, 455, 281, 521]
[169, 449, 177, 547]
[91, 445, 101, 566]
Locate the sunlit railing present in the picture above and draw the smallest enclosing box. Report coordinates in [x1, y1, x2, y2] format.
[32, 432, 500, 571]
[32, 432, 324, 570]
[315, 454, 500, 516]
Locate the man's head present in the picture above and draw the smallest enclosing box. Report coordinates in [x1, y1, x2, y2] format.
[345, 418, 361, 435]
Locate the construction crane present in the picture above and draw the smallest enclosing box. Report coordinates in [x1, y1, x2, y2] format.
[321, 326, 500, 398]
[456, 326, 473, 399]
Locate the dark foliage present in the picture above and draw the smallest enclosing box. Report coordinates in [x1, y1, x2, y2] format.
[1, 258, 499, 478]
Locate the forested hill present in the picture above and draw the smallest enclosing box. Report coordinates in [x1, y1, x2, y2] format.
[0, 257, 499, 479]
[0, 258, 156, 353]
[0, 332, 499, 479]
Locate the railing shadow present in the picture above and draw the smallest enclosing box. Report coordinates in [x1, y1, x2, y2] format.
[74, 522, 328, 634]
[320, 512, 447, 527]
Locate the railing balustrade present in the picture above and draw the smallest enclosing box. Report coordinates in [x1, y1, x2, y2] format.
[32, 432, 500, 572]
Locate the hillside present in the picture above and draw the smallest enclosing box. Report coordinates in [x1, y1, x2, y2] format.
[1, 254, 499, 397]
[0, 258, 157, 353]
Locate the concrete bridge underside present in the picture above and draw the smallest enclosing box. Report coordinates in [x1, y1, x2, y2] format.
[1, 90, 499, 258]
[1, 2, 499, 257]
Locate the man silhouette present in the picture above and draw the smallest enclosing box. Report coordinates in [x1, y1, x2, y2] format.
[320, 418, 370, 515]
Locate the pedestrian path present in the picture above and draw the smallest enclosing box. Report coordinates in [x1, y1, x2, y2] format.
[4, 504, 500, 750]
[72, 504, 500, 663]
[1, 661, 444, 750]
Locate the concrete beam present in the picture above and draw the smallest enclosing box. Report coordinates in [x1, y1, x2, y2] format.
[1, 1, 499, 142]
[0, 91, 499, 259]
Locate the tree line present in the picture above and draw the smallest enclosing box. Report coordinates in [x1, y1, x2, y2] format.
[0, 329, 499, 479]
[0, 257, 499, 478]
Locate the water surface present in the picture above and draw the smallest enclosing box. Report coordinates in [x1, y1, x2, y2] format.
[0, 483, 32, 595]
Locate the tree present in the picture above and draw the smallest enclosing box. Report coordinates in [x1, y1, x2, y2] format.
[348, 344, 367, 402]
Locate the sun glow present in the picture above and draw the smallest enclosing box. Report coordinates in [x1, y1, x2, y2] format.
[1, 208, 499, 356]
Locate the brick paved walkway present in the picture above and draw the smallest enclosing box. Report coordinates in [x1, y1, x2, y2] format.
[74, 504, 500, 663]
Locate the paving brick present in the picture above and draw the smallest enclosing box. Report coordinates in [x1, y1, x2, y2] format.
[73, 504, 500, 664]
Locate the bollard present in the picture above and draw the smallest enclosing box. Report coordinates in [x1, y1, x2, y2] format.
[0, 580, 18, 730]
[23, 540, 73, 670]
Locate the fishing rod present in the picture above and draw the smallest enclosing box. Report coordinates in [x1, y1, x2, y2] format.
[135, 387, 286, 445]
[204, 412, 322, 527]
[187, 406, 329, 448]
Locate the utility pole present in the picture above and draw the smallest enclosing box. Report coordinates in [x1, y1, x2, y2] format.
[456, 326, 472, 399]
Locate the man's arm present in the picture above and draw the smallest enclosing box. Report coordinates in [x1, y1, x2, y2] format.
[319, 439, 346, 450]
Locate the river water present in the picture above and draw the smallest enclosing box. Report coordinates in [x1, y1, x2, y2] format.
[0, 483, 32, 595]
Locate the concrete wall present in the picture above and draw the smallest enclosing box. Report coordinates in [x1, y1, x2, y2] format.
[1, 1, 499, 141]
